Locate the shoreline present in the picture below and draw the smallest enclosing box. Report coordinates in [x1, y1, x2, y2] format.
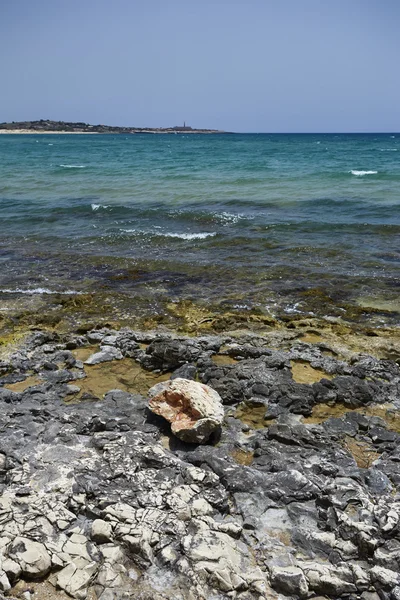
[1, 288, 399, 362]
[0, 129, 226, 135]
[0, 130, 224, 135]
[0, 130, 100, 134]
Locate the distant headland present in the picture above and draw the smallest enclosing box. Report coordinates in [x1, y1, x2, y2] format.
[0, 120, 227, 134]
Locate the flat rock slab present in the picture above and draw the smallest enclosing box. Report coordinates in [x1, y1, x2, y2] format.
[84, 346, 123, 365]
[148, 378, 224, 443]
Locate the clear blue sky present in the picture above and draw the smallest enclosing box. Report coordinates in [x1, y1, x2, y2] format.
[1, 0, 399, 132]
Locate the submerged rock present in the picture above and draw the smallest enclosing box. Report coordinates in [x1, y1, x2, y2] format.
[148, 378, 224, 443]
[84, 345, 123, 365]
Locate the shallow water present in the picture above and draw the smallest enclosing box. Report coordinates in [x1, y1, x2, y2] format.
[0, 133, 399, 320]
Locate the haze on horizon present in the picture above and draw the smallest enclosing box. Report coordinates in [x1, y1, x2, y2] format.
[1, 0, 399, 133]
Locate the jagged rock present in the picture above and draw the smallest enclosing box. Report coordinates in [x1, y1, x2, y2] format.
[269, 565, 309, 597]
[96, 563, 124, 588]
[361, 591, 381, 600]
[392, 587, 400, 600]
[148, 378, 224, 443]
[57, 562, 97, 599]
[141, 337, 220, 372]
[302, 562, 357, 595]
[182, 528, 266, 593]
[370, 565, 400, 590]
[63, 534, 92, 562]
[171, 363, 198, 380]
[0, 572, 10, 592]
[91, 519, 113, 544]
[2, 558, 21, 582]
[7, 537, 51, 579]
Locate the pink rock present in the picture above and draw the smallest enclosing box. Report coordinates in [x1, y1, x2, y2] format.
[148, 378, 224, 444]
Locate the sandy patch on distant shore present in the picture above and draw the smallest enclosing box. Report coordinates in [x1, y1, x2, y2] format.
[0, 129, 99, 134]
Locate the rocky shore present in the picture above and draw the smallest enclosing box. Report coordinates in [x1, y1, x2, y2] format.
[0, 322, 399, 600]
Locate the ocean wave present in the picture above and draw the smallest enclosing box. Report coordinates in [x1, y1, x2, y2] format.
[166, 208, 252, 226]
[350, 170, 378, 176]
[162, 232, 217, 240]
[121, 229, 216, 240]
[379, 148, 397, 152]
[91, 203, 109, 211]
[217, 211, 252, 225]
[0, 288, 82, 295]
[59, 164, 86, 169]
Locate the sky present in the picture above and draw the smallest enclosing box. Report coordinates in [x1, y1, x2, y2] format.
[0, 0, 399, 132]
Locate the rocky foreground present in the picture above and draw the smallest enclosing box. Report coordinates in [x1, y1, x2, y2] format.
[0, 326, 399, 600]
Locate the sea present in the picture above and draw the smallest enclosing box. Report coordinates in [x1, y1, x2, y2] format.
[0, 132, 399, 322]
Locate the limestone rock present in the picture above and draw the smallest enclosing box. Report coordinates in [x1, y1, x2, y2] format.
[2, 558, 21, 582]
[269, 565, 309, 597]
[302, 562, 357, 595]
[8, 537, 51, 579]
[392, 587, 400, 600]
[148, 378, 224, 443]
[182, 528, 265, 593]
[0, 572, 10, 592]
[91, 519, 113, 544]
[370, 565, 400, 590]
[57, 562, 97, 599]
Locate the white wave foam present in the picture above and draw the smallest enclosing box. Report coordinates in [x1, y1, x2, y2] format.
[217, 211, 251, 225]
[285, 302, 302, 314]
[59, 164, 86, 169]
[161, 232, 217, 240]
[379, 148, 397, 151]
[350, 170, 378, 176]
[91, 203, 109, 211]
[0, 288, 82, 295]
[121, 229, 216, 240]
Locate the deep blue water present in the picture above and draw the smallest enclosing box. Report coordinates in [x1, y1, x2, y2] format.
[0, 133, 399, 315]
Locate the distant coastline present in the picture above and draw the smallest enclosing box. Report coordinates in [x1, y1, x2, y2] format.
[0, 119, 226, 134]
[0, 130, 99, 135]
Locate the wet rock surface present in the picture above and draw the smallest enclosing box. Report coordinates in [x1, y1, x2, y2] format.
[0, 326, 399, 599]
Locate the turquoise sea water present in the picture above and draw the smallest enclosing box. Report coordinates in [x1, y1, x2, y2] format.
[0, 133, 399, 318]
